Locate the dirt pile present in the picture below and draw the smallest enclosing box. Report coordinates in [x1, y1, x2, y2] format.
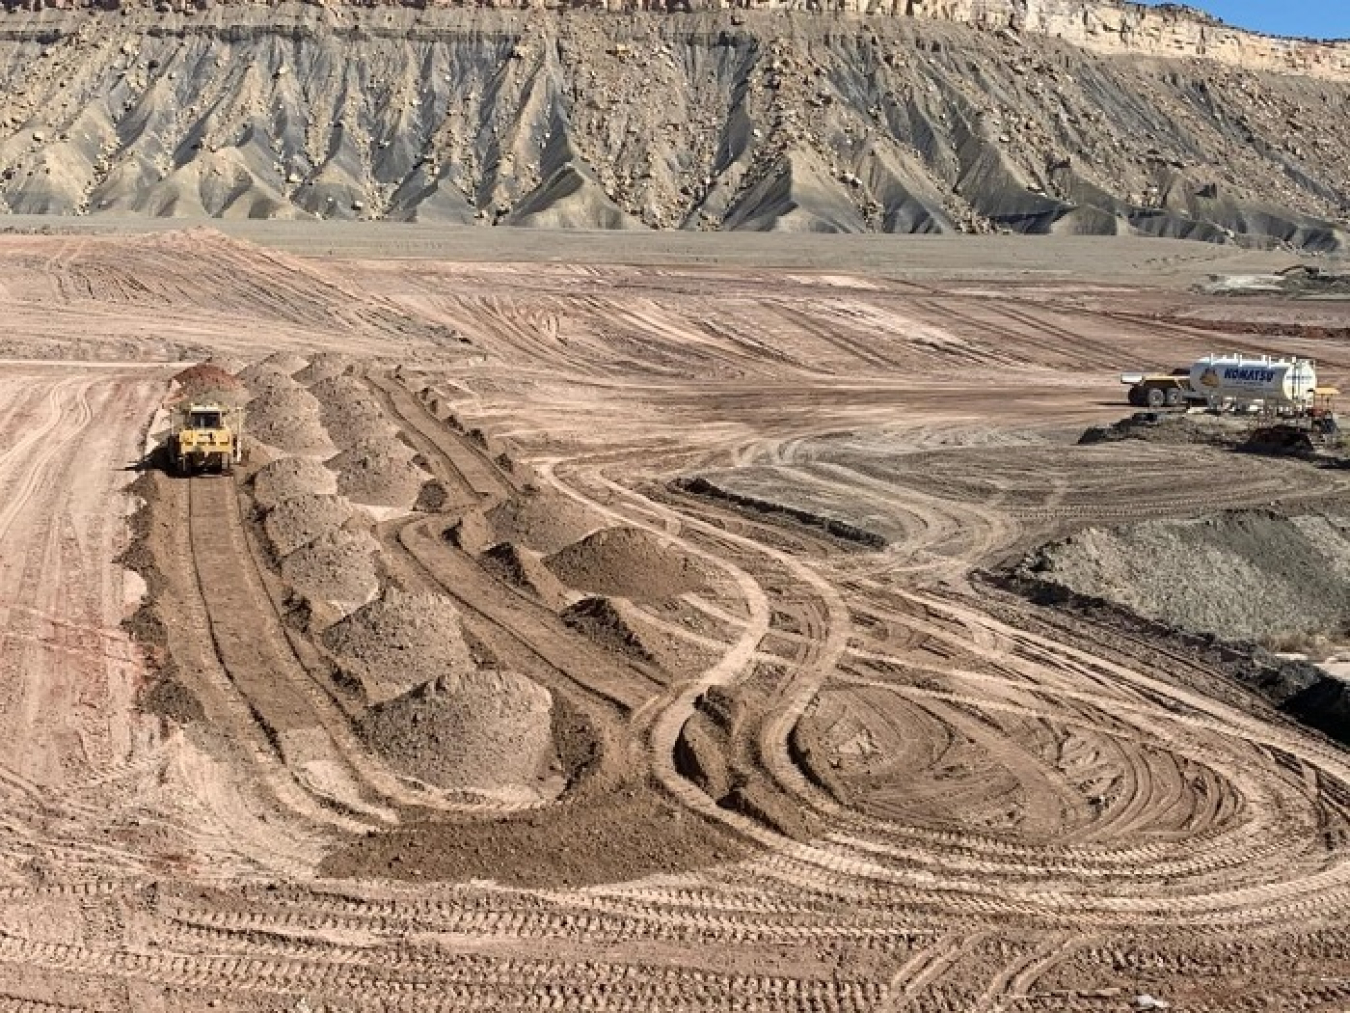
[486, 491, 602, 554]
[328, 436, 427, 509]
[252, 455, 338, 509]
[1017, 509, 1350, 643]
[358, 669, 555, 794]
[545, 526, 709, 601]
[560, 596, 658, 665]
[308, 373, 399, 450]
[1078, 412, 1250, 448]
[479, 541, 572, 608]
[261, 351, 309, 376]
[245, 386, 335, 457]
[295, 354, 356, 386]
[172, 363, 246, 404]
[236, 363, 303, 407]
[0, 8, 1347, 249]
[262, 493, 359, 558]
[280, 526, 380, 605]
[323, 588, 474, 701]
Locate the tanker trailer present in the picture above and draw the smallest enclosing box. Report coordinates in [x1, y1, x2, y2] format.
[1188, 354, 1318, 411]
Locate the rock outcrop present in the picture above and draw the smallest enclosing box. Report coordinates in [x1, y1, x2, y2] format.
[0, 4, 1345, 247]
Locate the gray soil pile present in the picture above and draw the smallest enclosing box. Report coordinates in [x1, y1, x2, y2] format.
[1079, 413, 1250, 448]
[545, 526, 708, 602]
[358, 669, 554, 793]
[323, 588, 474, 701]
[328, 436, 427, 509]
[262, 493, 359, 558]
[246, 387, 335, 457]
[252, 456, 338, 510]
[280, 526, 380, 605]
[1017, 509, 1350, 644]
[486, 492, 602, 554]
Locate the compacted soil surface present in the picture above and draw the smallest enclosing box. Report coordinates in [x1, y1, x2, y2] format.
[2, 225, 1350, 1011]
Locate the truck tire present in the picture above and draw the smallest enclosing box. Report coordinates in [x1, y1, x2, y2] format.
[1128, 386, 1147, 407]
[1146, 387, 1167, 409]
[1164, 388, 1184, 408]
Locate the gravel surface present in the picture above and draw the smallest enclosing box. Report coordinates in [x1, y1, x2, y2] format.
[1019, 509, 1350, 643]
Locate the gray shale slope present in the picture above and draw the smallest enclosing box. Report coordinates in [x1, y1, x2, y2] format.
[0, 2, 1347, 248]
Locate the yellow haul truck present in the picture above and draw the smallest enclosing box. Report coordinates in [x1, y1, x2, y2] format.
[167, 402, 244, 475]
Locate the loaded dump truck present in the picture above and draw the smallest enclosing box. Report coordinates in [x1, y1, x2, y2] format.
[1123, 354, 1328, 413]
[167, 402, 244, 475]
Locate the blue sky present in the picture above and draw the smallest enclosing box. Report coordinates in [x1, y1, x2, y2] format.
[1142, 2, 1350, 40]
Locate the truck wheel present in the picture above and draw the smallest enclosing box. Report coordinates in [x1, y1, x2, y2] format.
[1164, 388, 1183, 408]
[1146, 387, 1167, 409]
[1128, 386, 1147, 407]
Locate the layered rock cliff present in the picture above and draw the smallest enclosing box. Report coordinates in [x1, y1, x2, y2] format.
[0, 4, 1346, 247]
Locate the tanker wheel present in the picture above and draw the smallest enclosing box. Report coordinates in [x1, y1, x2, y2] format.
[1146, 387, 1167, 409]
[1164, 388, 1184, 408]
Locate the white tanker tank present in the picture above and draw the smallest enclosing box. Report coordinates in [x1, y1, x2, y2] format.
[1188, 354, 1318, 410]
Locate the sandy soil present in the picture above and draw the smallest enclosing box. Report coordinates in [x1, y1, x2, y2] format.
[2, 226, 1350, 1010]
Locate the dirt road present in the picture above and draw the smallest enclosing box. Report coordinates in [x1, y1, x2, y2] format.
[2, 230, 1350, 1010]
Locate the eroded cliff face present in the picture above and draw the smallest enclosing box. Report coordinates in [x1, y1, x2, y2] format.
[0, 4, 1345, 246]
[6, 0, 1347, 80]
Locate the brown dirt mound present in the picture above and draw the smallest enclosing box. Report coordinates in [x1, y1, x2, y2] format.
[545, 526, 709, 602]
[236, 361, 302, 398]
[559, 596, 657, 664]
[309, 374, 395, 449]
[252, 456, 338, 510]
[328, 436, 426, 509]
[295, 353, 355, 386]
[486, 491, 603, 555]
[262, 351, 310, 375]
[358, 669, 555, 793]
[172, 364, 246, 403]
[262, 493, 359, 558]
[280, 526, 380, 605]
[323, 588, 474, 702]
[480, 541, 571, 608]
[321, 402, 398, 452]
[247, 387, 335, 457]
